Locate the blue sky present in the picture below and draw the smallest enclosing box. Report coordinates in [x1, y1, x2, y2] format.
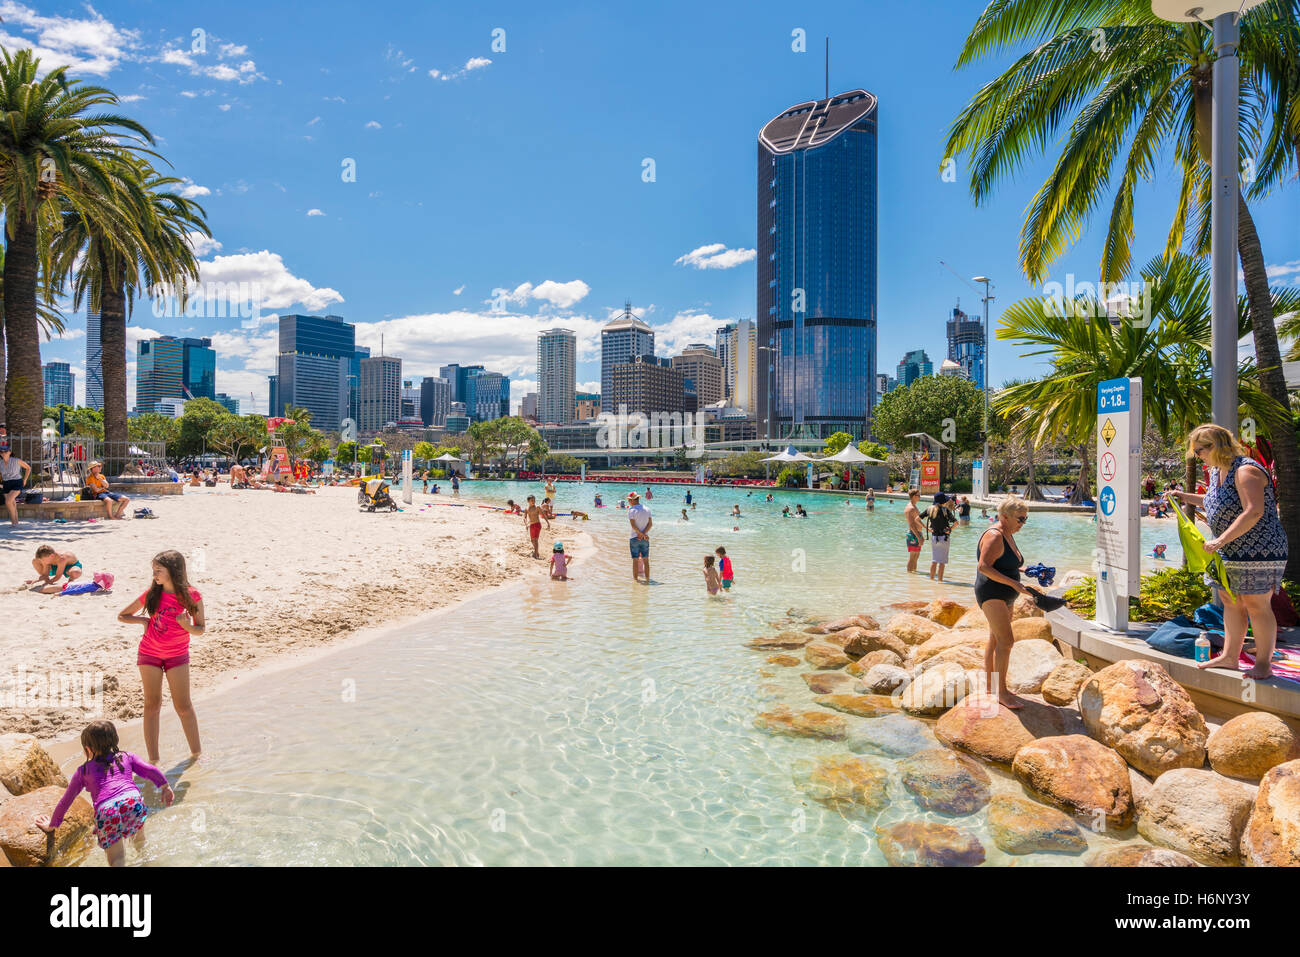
[19, 0, 1299, 414]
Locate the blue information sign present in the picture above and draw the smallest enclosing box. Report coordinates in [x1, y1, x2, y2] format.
[1099, 485, 1116, 516]
[1097, 378, 1131, 414]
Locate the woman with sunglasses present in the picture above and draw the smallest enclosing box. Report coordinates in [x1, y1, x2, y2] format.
[974, 496, 1033, 709]
[1171, 424, 1288, 679]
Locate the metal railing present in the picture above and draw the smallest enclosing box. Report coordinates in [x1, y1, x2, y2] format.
[0, 435, 168, 498]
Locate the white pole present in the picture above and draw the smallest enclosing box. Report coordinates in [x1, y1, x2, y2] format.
[1210, 11, 1240, 428]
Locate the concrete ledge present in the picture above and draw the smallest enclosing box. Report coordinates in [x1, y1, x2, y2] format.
[105, 481, 184, 495]
[14, 500, 110, 521]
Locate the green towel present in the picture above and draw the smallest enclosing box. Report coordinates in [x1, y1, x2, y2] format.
[1173, 503, 1235, 602]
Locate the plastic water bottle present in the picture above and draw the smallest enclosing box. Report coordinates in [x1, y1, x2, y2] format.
[1194, 634, 1211, 663]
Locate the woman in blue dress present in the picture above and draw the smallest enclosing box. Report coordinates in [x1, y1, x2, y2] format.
[1172, 424, 1288, 679]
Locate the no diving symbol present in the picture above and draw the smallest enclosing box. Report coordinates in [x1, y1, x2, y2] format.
[1100, 452, 1117, 483]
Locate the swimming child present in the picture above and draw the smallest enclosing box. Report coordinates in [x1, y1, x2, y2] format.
[691, 501, 697, 510]
[796, 504, 807, 518]
[523, 496, 543, 558]
[684, 490, 692, 505]
[715, 546, 733, 590]
[703, 555, 721, 595]
[765, 493, 774, 502]
[1152, 543, 1168, 560]
[594, 493, 603, 508]
[34, 719, 174, 867]
[732, 505, 741, 517]
[866, 489, 875, 510]
[549, 542, 569, 580]
[681, 508, 689, 521]
[117, 550, 205, 764]
[26, 544, 83, 594]
[782, 506, 791, 517]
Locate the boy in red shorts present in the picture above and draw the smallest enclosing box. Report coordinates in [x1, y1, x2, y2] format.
[524, 495, 543, 558]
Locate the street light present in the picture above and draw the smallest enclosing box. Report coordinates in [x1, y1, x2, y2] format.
[1151, 0, 1264, 427]
[973, 275, 994, 494]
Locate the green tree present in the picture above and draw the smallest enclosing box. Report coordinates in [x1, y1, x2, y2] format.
[857, 440, 889, 460]
[335, 441, 358, 466]
[412, 441, 437, 463]
[823, 431, 854, 456]
[870, 375, 986, 453]
[128, 412, 180, 446]
[176, 397, 228, 457]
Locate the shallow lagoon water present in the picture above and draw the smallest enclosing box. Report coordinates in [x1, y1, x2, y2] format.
[81, 482, 1185, 866]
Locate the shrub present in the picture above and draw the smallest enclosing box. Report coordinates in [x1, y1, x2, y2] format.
[1064, 566, 1212, 622]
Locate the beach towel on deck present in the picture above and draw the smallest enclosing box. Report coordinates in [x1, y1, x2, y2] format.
[1239, 647, 1300, 685]
[1173, 503, 1235, 601]
[1145, 617, 1223, 658]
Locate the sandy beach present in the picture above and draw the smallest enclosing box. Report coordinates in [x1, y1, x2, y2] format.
[0, 483, 562, 741]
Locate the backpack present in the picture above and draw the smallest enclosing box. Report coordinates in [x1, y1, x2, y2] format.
[928, 506, 953, 538]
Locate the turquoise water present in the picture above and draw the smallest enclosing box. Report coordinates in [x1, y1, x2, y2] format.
[79, 481, 1183, 866]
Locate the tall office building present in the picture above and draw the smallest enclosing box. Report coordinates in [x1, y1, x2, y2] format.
[600, 303, 654, 405]
[360, 355, 402, 432]
[85, 311, 103, 409]
[401, 380, 419, 420]
[438, 364, 485, 405]
[43, 362, 75, 408]
[671, 344, 723, 410]
[716, 324, 734, 400]
[608, 356, 687, 417]
[717, 320, 757, 412]
[351, 345, 370, 424]
[445, 402, 471, 434]
[135, 337, 183, 414]
[466, 371, 510, 422]
[537, 328, 577, 425]
[521, 393, 538, 420]
[274, 315, 355, 430]
[896, 349, 932, 388]
[268, 375, 279, 419]
[875, 373, 895, 398]
[419, 376, 450, 427]
[179, 337, 216, 401]
[215, 393, 241, 414]
[946, 305, 985, 391]
[757, 89, 878, 440]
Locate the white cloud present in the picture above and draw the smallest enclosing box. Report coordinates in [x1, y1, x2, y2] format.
[0, 2, 138, 76]
[364, 120, 381, 129]
[218, 43, 248, 58]
[675, 242, 757, 270]
[650, 309, 734, 357]
[306, 116, 321, 126]
[429, 56, 493, 82]
[186, 231, 222, 257]
[120, 93, 144, 102]
[1267, 260, 1300, 281]
[178, 179, 210, 199]
[160, 45, 263, 84]
[453, 285, 465, 296]
[324, 95, 346, 103]
[195, 250, 344, 313]
[487, 279, 589, 310]
[306, 208, 325, 217]
[218, 103, 231, 112]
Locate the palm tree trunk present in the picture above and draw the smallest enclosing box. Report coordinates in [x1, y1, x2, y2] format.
[0, 308, 7, 427]
[100, 265, 129, 475]
[3, 215, 42, 438]
[1239, 195, 1300, 579]
[1022, 436, 1044, 501]
[1069, 443, 1092, 505]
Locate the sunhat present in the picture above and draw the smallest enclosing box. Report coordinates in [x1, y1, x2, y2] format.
[627, 491, 639, 500]
[89, 460, 103, 469]
[933, 492, 948, 504]
[553, 541, 564, 552]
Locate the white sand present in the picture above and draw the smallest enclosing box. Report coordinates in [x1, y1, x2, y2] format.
[0, 483, 573, 741]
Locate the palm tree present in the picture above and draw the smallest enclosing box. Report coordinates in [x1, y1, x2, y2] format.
[995, 254, 1290, 504]
[997, 377, 1046, 500]
[945, 0, 1300, 569]
[0, 244, 67, 427]
[0, 47, 153, 437]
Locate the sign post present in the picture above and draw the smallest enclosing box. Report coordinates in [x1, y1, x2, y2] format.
[972, 459, 987, 501]
[401, 449, 413, 505]
[1095, 377, 1142, 631]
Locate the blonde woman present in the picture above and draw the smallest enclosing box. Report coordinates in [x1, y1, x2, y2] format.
[1171, 424, 1288, 678]
[974, 496, 1033, 709]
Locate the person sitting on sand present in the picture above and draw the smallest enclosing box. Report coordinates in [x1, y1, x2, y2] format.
[504, 499, 523, 515]
[86, 461, 130, 520]
[549, 541, 570, 581]
[188, 471, 201, 487]
[26, 545, 84, 593]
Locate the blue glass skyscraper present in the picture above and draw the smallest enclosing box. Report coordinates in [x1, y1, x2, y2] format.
[757, 89, 878, 440]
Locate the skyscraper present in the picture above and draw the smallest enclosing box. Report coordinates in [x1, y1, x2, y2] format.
[537, 328, 577, 425]
[360, 355, 402, 432]
[419, 376, 450, 427]
[135, 337, 184, 414]
[600, 303, 653, 405]
[215, 393, 240, 414]
[275, 314, 354, 430]
[179, 337, 216, 401]
[757, 89, 878, 440]
[43, 362, 75, 408]
[439, 364, 485, 406]
[946, 305, 985, 391]
[716, 324, 734, 400]
[521, 393, 538, 420]
[717, 320, 757, 412]
[85, 312, 103, 410]
[671, 344, 723, 410]
[608, 356, 687, 417]
[465, 371, 509, 422]
[896, 349, 932, 388]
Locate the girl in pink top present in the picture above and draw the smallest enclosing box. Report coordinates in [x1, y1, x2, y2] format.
[117, 550, 206, 764]
[549, 541, 570, 580]
[35, 720, 174, 866]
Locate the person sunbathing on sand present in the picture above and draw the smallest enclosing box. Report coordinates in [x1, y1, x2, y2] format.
[26, 545, 83, 593]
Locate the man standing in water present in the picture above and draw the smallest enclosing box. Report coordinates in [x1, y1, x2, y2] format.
[628, 491, 652, 583]
[904, 488, 924, 573]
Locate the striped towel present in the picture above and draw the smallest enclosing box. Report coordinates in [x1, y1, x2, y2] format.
[1239, 646, 1300, 684]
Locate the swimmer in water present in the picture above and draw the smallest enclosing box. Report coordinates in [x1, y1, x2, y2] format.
[681, 508, 689, 521]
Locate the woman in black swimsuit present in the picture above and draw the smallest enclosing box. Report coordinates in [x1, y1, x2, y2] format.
[974, 497, 1033, 710]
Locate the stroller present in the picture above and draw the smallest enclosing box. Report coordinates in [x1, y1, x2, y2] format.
[358, 477, 398, 512]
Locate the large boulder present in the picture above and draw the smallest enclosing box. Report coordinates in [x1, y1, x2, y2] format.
[804, 641, 850, 670]
[1207, 713, 1300, 781]
[1241, 758, 1300, 866]
[0, 734, 67, 796]
[754, 707, 848, 740]
[1087, 845, 1199, 867]
[897, 662, 973, 716]
[935, 694, 1035, 766]
[1012, 594, 1045, 621]
[1012, 734, 1134, 829]
[922, 641, 988, 673]
[746, 631, 815, 649]
[806, 615, 878, 635]
[953, 607, 989, 630]
[885, 613, 942, 646]
[765, 653, 802, 667]
[1078, 660, 1209, 778]
[899, 748, 992, 815]
[1135, 768, 1253, 866]
[988, 795, 1088, 855]
[886, 600, 930, 614]
[0, 785, 94, 866]
[874, 821, 985, 867]
[843, 630, 909, 661]
[847, 713, 937, 759]
[1041, 661, 1093, 706]
[858, 648, 903, 670]
[861, 664, 910, 696]
[814, 693, 898, 719]
[803, 672, 860, 695]
[795, 755, 891, 816]
[914, 629, 987, 664]
[1005, 639, 1064, 694]
[925, 599, 968, 628]
[1011, 617, 1054, 642]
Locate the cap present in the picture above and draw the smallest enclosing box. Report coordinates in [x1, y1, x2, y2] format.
[933, 493, 948, 504]
[553, 541, 564, 552]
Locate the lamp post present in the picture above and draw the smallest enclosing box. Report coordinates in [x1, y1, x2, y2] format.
[973, 275, 994, 490]
[1152, 0, 1262, 427]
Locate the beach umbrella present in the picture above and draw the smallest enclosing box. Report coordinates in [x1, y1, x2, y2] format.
[821, 444, 884, 464]
[760, 445, 814, 463]
[433, 452, 463, 462]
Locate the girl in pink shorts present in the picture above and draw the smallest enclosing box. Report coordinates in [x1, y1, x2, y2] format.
[118, 550, 206, 764]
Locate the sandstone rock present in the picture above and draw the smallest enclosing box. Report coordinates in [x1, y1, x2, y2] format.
[899, 748, 992, 815]
[886, 600, 929, 614]
[914, 629, 988, 664]
[796, 755, 891, 816]
[1129, 767, 1154, 807]
[1012, 594, 1045, 620]
[859, 649, 903, 670]
[925, 599, 968, 628]
[814, 693, 898, 718]
[953, 607, 989, 630]
[1012, 734, 1134, 829]
[875, 821, 985, 867]
[846, 659, 868, 677]
[1016, 699, 1088, 739]
[0, 734, 67, 796]
[1079, 660, 1209, 778]
[1041, 661, 1092, 706]
[1011, 617, 1054, 642]
[847, 713, 936, 759]
[898, 662, 972, 716]
[922, 642, 987, 673]
[988, 795, 1088, 855]
[766, 653, 802, 667]
[820, 626, 865, 649]
[806, 615, 876, 634]
[0, 785, 93, 866]
[1136, 768, 1253, 866]
[746, 631, 814, 649]
[1241, 758, 1300, 866]
[754, 707, 847, 740]
[1207, 713, 1300, 781]
[861, 664, 910, 695]
[844, 630, 908, 661]
[935, 694, 1035, 765]
[803, 672, 861, 695]
[885, 613, 942, 645]
[1006, 639, 1064, 694]
[1087, 845, 1199, 867]
[805, 641, 850, 670]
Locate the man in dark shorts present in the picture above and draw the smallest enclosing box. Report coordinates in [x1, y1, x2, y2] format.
[1, 446, 32, 526]
[627, 491, 652, 583]
[903, 488, 924, 573]
[524, 495, 543, 558]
